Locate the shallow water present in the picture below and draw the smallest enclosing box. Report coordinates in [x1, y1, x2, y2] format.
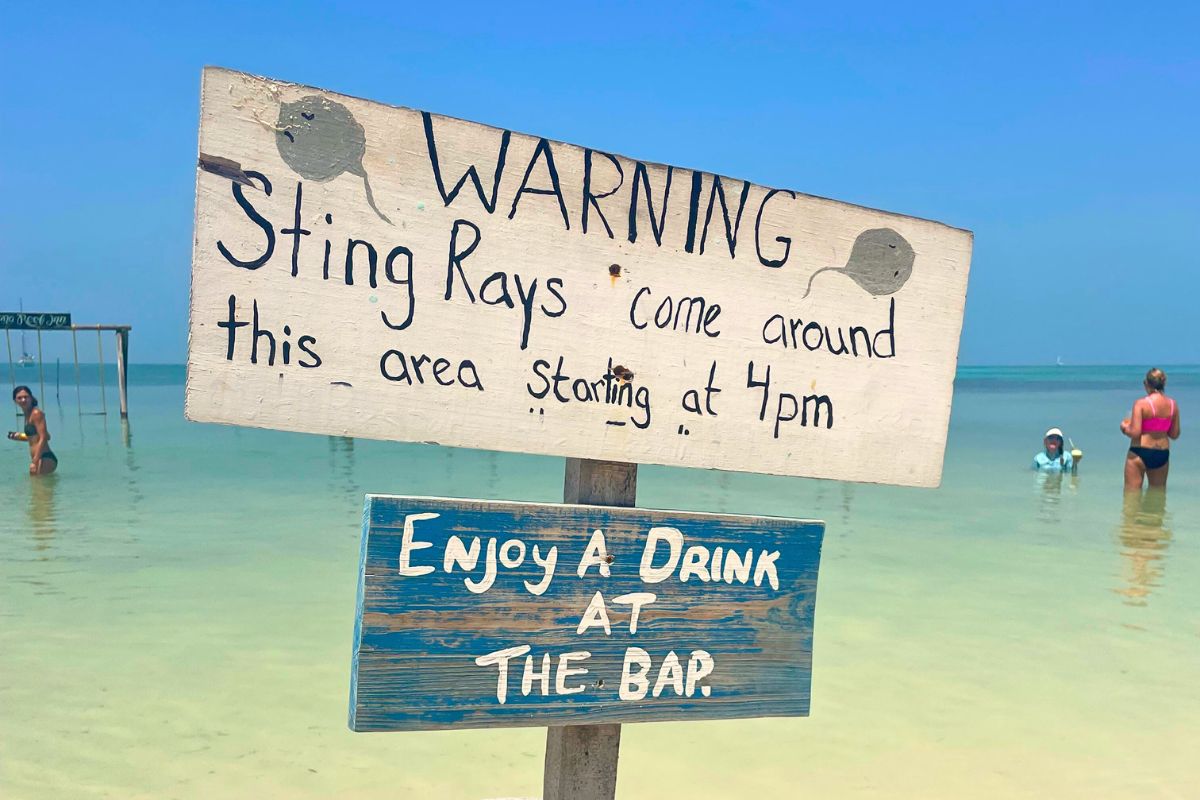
[2, 366, 1197, 798]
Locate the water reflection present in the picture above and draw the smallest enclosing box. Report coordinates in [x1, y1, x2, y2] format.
[1114, 490, 1173, 606]
[27, 473, 59, 552]
[1033, 470, 1077, 523]
[839, 482, 855, 525]
[327, 436, 358, 500]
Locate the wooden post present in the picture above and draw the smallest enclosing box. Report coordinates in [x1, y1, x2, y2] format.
[115, 328, 130, 418]
[544, 457, 637, 800]
[4, 329, 13, 396]
[36, 329, 45, 402]
[96, 329, 107, 415]
[71, 328, 81, 415]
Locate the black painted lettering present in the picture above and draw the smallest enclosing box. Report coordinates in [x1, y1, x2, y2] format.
[704, 361, 721, 415]
[699, 177, 751, 258]
[746, 361, 771, 421]
[459, 361, 484, 390]
[380, 350, 412, 383]
[582, 149, 624, 237]
[762, 314, 786, 346]
[629, 286, 651, 330]
[381, 246, 415, 331]
[345, 239, 378, 288]
[849, 326, 872, 357]
[217, 171, 274, 269]
[684, 170, 704, 253]
[527, 359, 552, 399]
[632, 385, 651, 429]
[445, 219, 482, 302]
[512, 273, 538, 350]
[541, 277, 567, 318]
[410, 353, 432, 383]
[825, 326, 847, 356]
[217, 294, 248, 360]
[480, 272, 515, 308]
[423, 112, 510, 213]
[702, 304, 722, 338]
[251, 300, 275, 366]
[627, 163, 673, 246]
[432, 358, 453, 386]
[297, 335, 321, 368]
[280, 181, 310, 277]
[872, 298, 896, 358]
[509, 138, 570, 230]
[802, 395, 834, 428]
[802, 321, 823, 351]
[754, 189, 795, 269]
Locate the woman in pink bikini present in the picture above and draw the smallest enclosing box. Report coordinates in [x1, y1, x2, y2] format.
[1120, 368, 1181, 490]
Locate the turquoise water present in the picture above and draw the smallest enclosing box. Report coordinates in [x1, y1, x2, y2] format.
[2, 366, 1197, 798]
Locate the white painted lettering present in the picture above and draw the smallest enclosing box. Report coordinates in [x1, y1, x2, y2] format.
[443, 535, 481, 573]
[722, 548, 753, 584]
[475, 644, 530, 704]
[556, 651, 591, 696]
[620, 647, 651, 700]
[398, 512, 439, 577]
[686, 649, 715, 697]
[576, 591, 612, 635]
[612, 592, 656, 634]
[576, 529, 611, 578]
[525, 544, 558, 596]
[639, 526, 682, 583]
[521, 652, 552, 697]
[500, 538, 526, 568]
[753, 549, 781, 590]
[464, 538, 498, 594]
[679, 545, 711, 582]
[652, 651, 685, 697]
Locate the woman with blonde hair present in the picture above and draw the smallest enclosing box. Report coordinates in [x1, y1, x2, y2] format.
[1120, 368, 1181, 490]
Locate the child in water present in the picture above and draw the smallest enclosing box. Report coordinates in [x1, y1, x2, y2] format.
[1033, 428, 1074, 472]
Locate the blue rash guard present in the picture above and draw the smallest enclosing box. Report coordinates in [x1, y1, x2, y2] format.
[1033, 451, 1074, 471]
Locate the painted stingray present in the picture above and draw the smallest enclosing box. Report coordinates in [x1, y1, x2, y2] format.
[275, 96, 392, 224]
[803, 228, 914, 298]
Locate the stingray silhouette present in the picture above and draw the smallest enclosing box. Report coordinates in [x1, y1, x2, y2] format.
[803, 228, 914, 299]
[275, 96, 392, 224]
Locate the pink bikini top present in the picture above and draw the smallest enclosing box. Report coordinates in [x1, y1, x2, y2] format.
[1142, 394, 1175, 433]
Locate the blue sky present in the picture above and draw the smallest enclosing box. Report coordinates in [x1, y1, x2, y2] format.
[1, 1, 1196, 365]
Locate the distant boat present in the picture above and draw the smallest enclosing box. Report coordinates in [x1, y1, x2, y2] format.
[1056, 356, 1065, 367]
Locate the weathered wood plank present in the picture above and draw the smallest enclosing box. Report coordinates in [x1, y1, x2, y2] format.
[187, 66, 972, 487]
[349, 495, 824, 732]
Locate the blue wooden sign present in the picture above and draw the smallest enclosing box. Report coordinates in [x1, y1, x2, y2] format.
[350, 495, 824, 732]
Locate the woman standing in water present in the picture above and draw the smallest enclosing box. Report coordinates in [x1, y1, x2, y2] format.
[7, 386, 57, 476]
[1121, 368, 1180, 490]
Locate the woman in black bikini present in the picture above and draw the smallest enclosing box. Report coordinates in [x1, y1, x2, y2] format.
[1120, 368, 1180, 491]
[8, 385, 57, 476]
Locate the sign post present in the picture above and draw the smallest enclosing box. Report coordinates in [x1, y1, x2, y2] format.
[188, 66, 971, 798]
[546, 458, 635, 800]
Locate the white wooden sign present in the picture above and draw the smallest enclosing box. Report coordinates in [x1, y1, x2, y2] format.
[187, 66, 972, 487]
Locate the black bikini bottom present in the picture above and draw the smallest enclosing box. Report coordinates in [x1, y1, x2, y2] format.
[1129, 447, 1169, 470]
[40, 449, 57, 463]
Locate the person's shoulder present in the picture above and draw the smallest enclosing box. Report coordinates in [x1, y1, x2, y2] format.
[29, 407, 45, 421]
